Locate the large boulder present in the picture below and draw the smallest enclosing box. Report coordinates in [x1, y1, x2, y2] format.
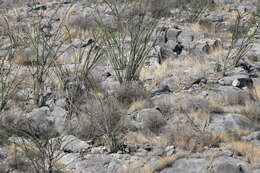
[200, 86, 254, 105]
[26, 106, 67, 132]
[212, 156, 251, 173]
[179, 96, 210, 112]
[73, 155, 126, 173]
[209, 114, 255, 133]
[159, 158, 209, 173]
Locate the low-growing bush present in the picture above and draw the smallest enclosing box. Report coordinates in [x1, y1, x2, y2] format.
[71, 95, 126, 153]
[114, 82, 148, 107]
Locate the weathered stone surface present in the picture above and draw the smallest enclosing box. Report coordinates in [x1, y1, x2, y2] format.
[136, 108, 163, 122]
[212, 156, 251, 173]
[61, 135, 91, 153]
[218, 75, 249, 86]
[159, 158, 209, 173]
[201, 86, 254, 105]
[209, 114, 255, 133]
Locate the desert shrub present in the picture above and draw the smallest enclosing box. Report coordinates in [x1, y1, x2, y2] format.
[6, 4, 75, 107]
[2, 117, 69, 173]
[80, 95, 125, 152]
[148, 0, 179, 18]
[0, 165, 8, 173]
[8, 155, 33, 172]
[223, 10, 259, 72]
[0, 21, 24, 112]
[167, 122, 220, 152]
[54, 35, 104, 119]
[167, 109, 220, 152]
[114, 82, 148, 107]
[96, 0, 157, 84]
[143, 113, 166, 135]
[187, 0, 215, 23]
[0, 129, 9, 146]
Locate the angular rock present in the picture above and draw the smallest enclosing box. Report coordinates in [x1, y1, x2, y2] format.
[159, 158, 209, 173]
[242, 131, 260, 141]
[61, 135, 90, 153]
[166, 28, 182, 42]
[136, 108, 163, 122]
[201, 86, 254, 105]
[212, 156, 251, 173]
[209, 114, 255, 133]
[218, 75, 249, 86]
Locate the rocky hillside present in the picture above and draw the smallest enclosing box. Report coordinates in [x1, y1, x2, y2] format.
[0, 0, 260, 172]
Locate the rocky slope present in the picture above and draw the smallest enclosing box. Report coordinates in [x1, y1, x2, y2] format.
[0, 0, 260, 173]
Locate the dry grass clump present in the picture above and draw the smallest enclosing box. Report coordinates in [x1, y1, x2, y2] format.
[140, 56, 213, 90]
[222, 141, 260, 167]
[254, 84, 260, 100]
[241, 101, 260, 121]
[126, 132, 168, 148]
[125, 162, 153, 173]
[166, 120, 221, 152]
[69, 96, 125, 152]
[128, 99, 152, 112]
[114, 82, 149, 107]
[148, 0, 184, 18]
[208, 99, 260, 122]
[192, 21, 219, 36]
[125, 151, 188, 173]
[153, 155, 175, 172]
[143, 113, 167, 135]
[8, 155, 33, 173]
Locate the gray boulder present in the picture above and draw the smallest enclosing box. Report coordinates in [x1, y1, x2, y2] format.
[73, 155, 125, 173]
[201, 86, 254, 105]
[61, 135, 90, 153]
[209, 113, 255, 133]
[248, 43, 260, 62]
[15, 88, 33, 102]
[50, 106, 67, 131]
[218, 75, 249, 86]
[241, 131, 260, 141]
[159, 158, 209, 173]
[166, 28, 182, 42]
[254, 169, 260, 173]
[212, 156, 251, 173]
[136, 108, 163, 122]
[180, 96, 210, 112]
[26, 107, 52, 122]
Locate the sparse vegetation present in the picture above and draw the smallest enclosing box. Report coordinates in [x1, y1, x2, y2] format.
[188, 0, 215, 23]
[0, 20, 23, 112]
[223, 10, 259, 72]
[86, 95, 125, 153]
[96, 0, 157, 84]
[1, 0, 260, 172]
[2, 118, 69, 173]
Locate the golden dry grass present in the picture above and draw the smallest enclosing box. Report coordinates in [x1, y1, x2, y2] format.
[125, 164, 153, 173]
[128, 99, 151, 112]
[153, 155, 175, 172]
[222, 141, 260, 167]
[126, 132, 168, 148]
[209, 99, 260, 121]
[254, 84, 260, 100]
[191, 22, 204, 35]
[140, 56, 213, 90]
[125, 151, 188, 173]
